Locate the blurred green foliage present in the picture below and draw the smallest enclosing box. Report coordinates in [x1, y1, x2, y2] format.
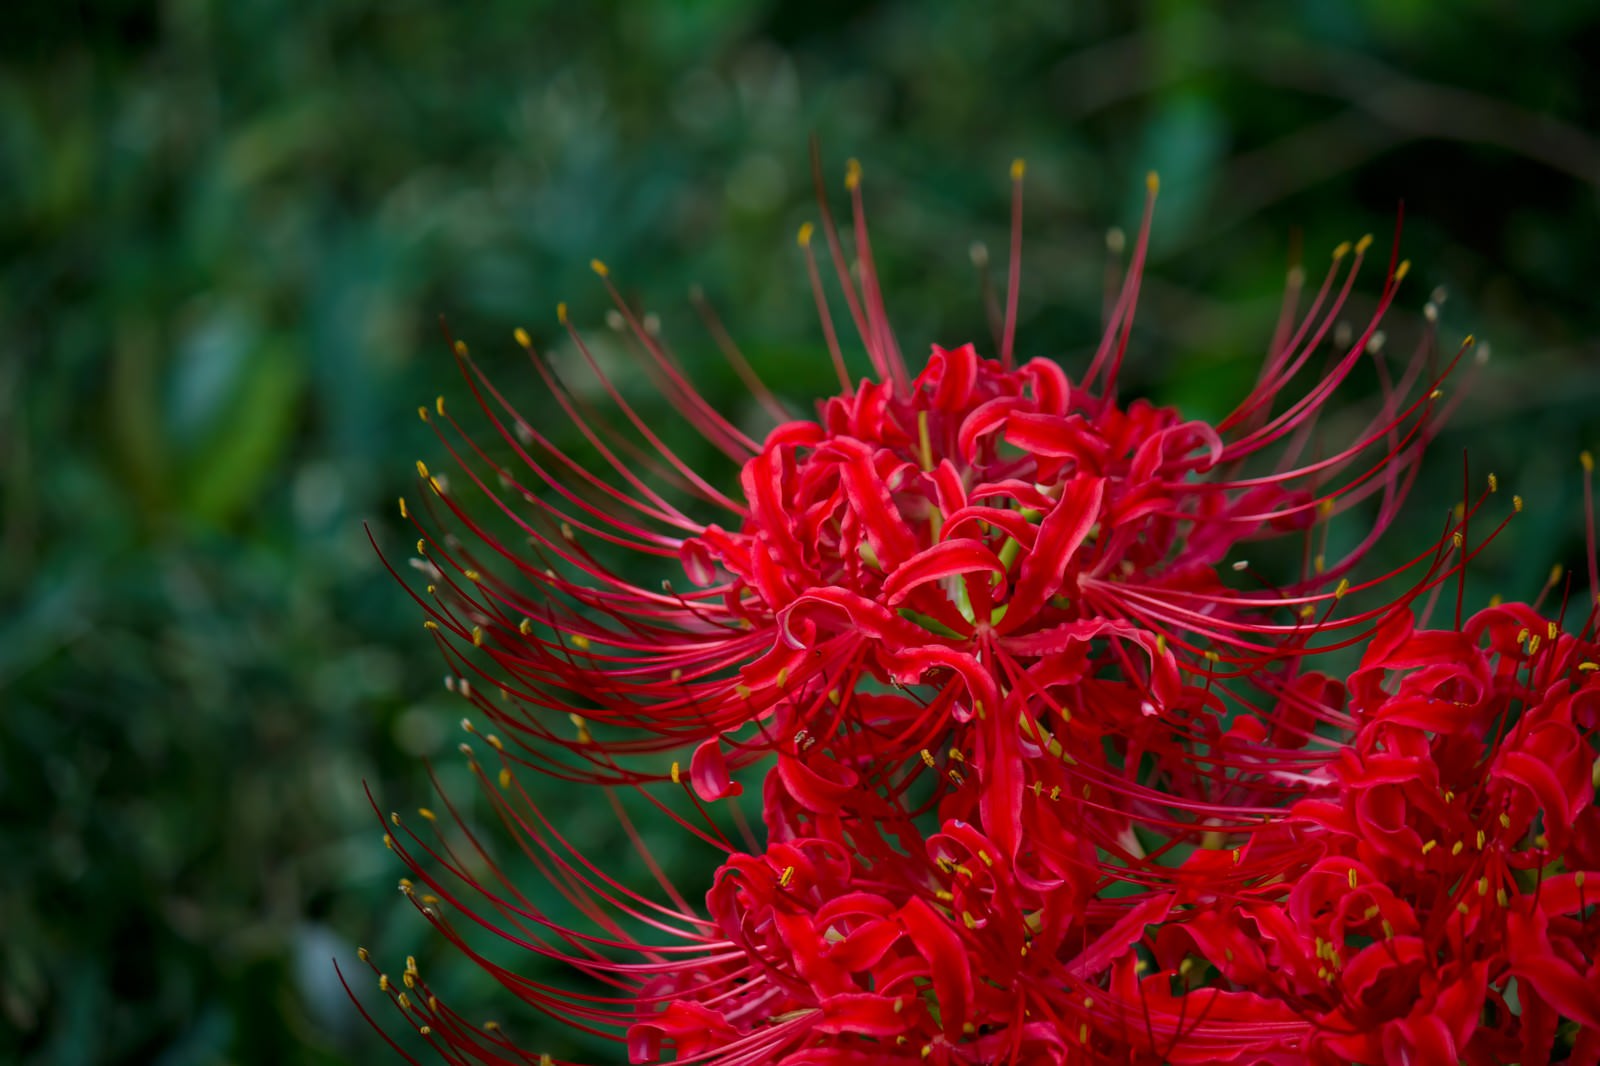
[3, 0, 1599, 1062]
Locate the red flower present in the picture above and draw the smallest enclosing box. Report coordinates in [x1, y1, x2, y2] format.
[395, 161, 1462, 803]
[1103, 601, 1600, 1065]
[353, 157, 1537, 1066]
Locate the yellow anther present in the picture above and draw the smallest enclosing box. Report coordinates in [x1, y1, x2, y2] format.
[1394, 259, 1410, 282]
[398, 497, 409, 519]
[1488, 472, 1498, 492]
[1145, 170, 1160, 195]
[1451, 840, 1464, 856]
[417, 538, 426, 555]
[845, 158, 862, 190]
[921, 748, 936, 768]
[556, 302, 568, 324]
[1332, 240, 1352, 260]
[1477, 876, 1489, 896]
[1335, 578, 1351, 600]
[1381, 919, 1395, 939]
[358, 946, 371, 962]
[435, 395, 446, 417]
[514, 327, 532, 348]
[397, 991, 412, 1009]
[418, 807, 436, 822]
[1011, 158, 1026, 180]
[1584, 451, 1595, 474]
[471, 626, 484, 647]
[485, 1021, 501, 1032]
[519, 618, 533, 636]
[485, 733, 504, 751]
[1355, 233, 1373, 254]
[415, 459, 429, 479]
[452, 340, 468, 358]
[962, 911, 977, 929]
[1496, 888, 1509, 907]
[380, 974, 391, 991]
[797, 221, 814, 247]
[402, 972, 415, 988]
[419, 1025, 431, 1037]
[1548, 564, 1563, 586]
[1421, 840, 1437, 854]
[1155, 634, 1167, 655]
[422, 620, 438, 631]
[571, 633, 591, 650]
[498, 767, 512, 789]
[390, 811, 401, 826]
[1347, 869, 1358, 889]
[1576, 871, 1586, 888]
[779, 865, 795, 888]
[1513, 495, 1524, 512]
[670, 761, 681, 784]
[1499, 812, 1512, 830]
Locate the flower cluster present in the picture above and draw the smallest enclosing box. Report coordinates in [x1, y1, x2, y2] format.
[352, 159, 1599, 1065]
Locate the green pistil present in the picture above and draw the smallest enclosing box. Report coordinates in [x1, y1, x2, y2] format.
[997, 536, 1023, 571]
[897, 608, 965, 639]
[953, 572, 976, 624]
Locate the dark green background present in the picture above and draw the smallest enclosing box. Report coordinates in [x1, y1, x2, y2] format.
[5, 1, 1598, 1063]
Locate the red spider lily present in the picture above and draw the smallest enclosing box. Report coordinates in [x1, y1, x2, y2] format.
[1097, 600, 1600, 1066]
[390, 156, 1469, 813]
[352, 154, 1533, 1066]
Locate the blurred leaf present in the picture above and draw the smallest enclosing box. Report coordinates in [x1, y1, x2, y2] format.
[182, 339, 304, 525]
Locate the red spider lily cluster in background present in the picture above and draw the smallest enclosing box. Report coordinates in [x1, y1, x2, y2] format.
[350, 156, 1600, 1065]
